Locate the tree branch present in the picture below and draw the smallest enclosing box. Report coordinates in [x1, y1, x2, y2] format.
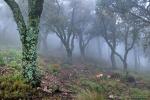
[4, 0, 27, 42]
[28, 0, 44, 19]
[129, 12, 150, 24]
[101, 15, 124, 62]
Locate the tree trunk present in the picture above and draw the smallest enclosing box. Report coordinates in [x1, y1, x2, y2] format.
[22, 21, 41, 87]
[42, 34, 48, 54]
[22, 0, 44, 86]
[111, 51, 116, 69]
[137, 52, 141, 70]
[59, 38, 73, 64]
[22, 37, 40, 87]
[134, 46, 138, 72]
[66, 48, 72, 64]
[123, 60, 128, 77]
[63, 42, 73, 64]
[79, 33, 86, 61]
[4, 0, 44, 87]
[80, 47, 86, 61]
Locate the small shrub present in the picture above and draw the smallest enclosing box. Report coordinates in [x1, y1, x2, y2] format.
[101, 80, 127, 96]
[125, 75, 136, 83]
[129, 88, 150, 99]
[0, 56, 5, 66]
[0, 73, 32, 99]
[0, 50, 22, 68]
[48, 64, 61, 76]
[7, 61, 22, 70]
[62, 63, 71, 68]
[80, 79, 104, 93]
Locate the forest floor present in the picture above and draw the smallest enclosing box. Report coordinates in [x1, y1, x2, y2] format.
[0, 50, 150, 100]
[37, 57, 150, 100]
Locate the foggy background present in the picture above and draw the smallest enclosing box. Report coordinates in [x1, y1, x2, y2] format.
[0, 0, 150, 72]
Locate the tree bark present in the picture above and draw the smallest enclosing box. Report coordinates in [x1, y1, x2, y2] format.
[134, 46, 138, 72]
[110, 51, 117, 69]
[80, 47, 86, 61]
[66, 47, 73, 64]
[123, 52, 128, 77]
[123, 60, 128, 77]
[23, 0, 44, 86]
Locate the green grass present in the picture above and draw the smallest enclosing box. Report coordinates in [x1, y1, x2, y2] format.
[77, 90, 104, 100]
[0, 50, 22, 70]
[0, 49, 150, 99]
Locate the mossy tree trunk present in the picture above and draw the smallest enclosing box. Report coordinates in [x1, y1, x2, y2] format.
[4, 0, 44, 87]
[22, 19, 40, 86]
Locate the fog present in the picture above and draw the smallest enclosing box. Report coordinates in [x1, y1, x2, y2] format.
[0, 1, 20, 47]
[0, 0, 150, 72]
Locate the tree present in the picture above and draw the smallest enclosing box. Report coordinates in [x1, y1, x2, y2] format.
[96, 0, 140, 75]
[112, 0, 150, 53]
[128, 0, 150, 55]
[73, 0, 94, 61]
[41, 0, 94, 62]
[117, 19, 138, 75]
[4, 0, 44, 86]
[38, 0, 57, 54]
[42, 0, 76, 63]
[96, 0, 118, 69]
[112, 0, 145, 73]
[133, 44, 141, 72]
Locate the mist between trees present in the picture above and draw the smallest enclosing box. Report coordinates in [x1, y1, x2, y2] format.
[1, 0, 150, 85]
